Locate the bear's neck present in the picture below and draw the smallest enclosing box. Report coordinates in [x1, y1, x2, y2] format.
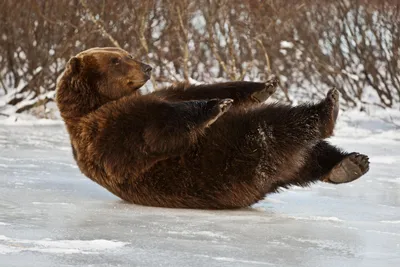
[56, 78, 109, 131]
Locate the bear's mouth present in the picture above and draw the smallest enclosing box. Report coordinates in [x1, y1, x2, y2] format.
[127, 78, 149, 89]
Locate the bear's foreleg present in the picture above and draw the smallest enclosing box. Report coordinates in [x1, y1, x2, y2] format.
[143, 98, 233, 156]
[151, 77, 279, 105]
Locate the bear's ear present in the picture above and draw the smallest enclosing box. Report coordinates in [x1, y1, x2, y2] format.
[67, 57, 81, 74]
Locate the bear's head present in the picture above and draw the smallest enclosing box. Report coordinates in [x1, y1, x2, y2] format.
[56, 47, 152, 121]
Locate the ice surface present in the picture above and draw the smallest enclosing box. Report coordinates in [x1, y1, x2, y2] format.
[0, 115, 399, 266]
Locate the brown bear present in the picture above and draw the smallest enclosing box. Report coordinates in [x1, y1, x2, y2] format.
[56, 47, 370, 209]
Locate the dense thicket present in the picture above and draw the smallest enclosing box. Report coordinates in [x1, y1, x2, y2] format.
[0, 0, 398, 115]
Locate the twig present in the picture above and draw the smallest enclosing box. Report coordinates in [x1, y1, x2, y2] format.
[207, 24, 234, 80]
[79, 0, 121, 48]
[255, 38, 271, 74]
[176, 5, 190, 80]
[137, 10, 157, 89]
[0, 78, 7, 94]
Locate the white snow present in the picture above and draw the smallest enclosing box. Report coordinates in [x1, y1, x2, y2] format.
[380, 220, 400, 224]
[188, 77, 204, 85]
[0, 114, 64, 125]
[0, 235, 128, 255]
[341, 69, 360, 81]
[370, 156, 398, 164]
[201, 256, 274, 266]
[167, 230, 228, 239]
[32, 202, 71, 205]
[280, 41, 294, 49]
[286, 216, 344, 222]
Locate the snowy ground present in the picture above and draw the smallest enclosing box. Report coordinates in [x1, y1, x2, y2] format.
[0, 111, 399, 267]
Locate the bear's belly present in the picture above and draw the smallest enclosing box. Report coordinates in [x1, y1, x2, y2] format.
[116, 148, 270, 208]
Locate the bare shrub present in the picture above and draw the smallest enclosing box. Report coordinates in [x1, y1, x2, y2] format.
[0, 0, 398, 113]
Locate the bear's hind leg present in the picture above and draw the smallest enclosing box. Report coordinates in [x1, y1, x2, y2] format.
[297, 141, 369, 185]
[315, 88, 340, 138]
[258, 88, 340, 151]
[267, 141, 370, 193]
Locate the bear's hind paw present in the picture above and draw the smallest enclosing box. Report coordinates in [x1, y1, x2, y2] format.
[322, 153, 370, 184]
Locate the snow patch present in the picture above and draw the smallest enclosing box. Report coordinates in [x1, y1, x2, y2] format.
[366, 230, 400, 237]
[376, 177, 400, 184]
[0, 114, 63, 126]
[287, 216, 343, 222]
[168, 230, 228, 239]
[285, 237, 348, 251]
[370, 156, 398, 164]
[212, 256, 273, 265]
[257, 125, 268, 143]
[32, 202, 71, 206]
[196, 254, 273, 265]
[280, 41, 294, 49]
[0, 244, 20, 254]
[341, 69, 360, 81]
[0, 235, 129, 255]
[380, 220, 400, 224]
[188, 77, 204, 85]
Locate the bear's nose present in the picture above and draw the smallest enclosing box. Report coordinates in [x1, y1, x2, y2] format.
[141, 64, 152, 74]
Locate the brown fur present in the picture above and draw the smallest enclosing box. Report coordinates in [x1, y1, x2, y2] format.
[56, 47, 369, 209]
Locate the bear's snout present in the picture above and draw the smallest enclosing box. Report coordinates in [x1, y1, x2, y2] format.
[141, 63, 153, 76]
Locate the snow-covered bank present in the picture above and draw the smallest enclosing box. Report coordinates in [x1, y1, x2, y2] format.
[0, 114, 63, 126]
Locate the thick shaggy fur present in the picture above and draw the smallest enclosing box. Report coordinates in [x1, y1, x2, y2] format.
[56, 47, 369, 209]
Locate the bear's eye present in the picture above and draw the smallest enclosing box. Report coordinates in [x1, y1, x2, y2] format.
[128, 54, 134, 59]
[111, 57, 121, 65]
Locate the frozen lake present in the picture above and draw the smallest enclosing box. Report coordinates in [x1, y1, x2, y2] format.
[0, 120, 399, 266]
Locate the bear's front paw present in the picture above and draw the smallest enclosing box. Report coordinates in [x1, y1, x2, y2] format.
[218, 98, 234, 113]
[205, 98, 233, 127]
[251, 76, 279, 103]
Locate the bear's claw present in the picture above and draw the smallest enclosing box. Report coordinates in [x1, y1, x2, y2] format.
[205, 98, 233, 127]
[218, 98, 234, 113]
[251, 76, 279, 103]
